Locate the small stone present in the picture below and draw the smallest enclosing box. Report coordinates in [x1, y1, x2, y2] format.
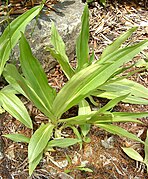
[101, 136, 114, 149]
[84, 145, 93, 158]
[58, 172, 74, 179]
[49, 158, 68, 168]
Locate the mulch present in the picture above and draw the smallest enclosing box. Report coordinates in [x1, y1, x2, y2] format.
[0, 0, 58, 15]
[0, 0, 148, 178]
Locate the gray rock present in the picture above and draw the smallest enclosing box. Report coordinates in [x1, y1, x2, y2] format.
[58, 172, 74, 179]
[23, 0, 84, 72]
[0, 1, 84, 71]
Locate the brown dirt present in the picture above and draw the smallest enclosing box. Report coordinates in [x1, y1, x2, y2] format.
[0, 0, 148, 178]
[0, 0, 58, 15]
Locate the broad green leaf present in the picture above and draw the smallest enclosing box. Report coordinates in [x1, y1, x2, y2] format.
[92, 116, 142, 124]
[29, 152, 43, 176]
[97, 93, 129, 113]
[93, 78, 148, 104]
[3, 72, 27, 97]
[19, 33, 56, 109]
[48, 22, 75, 79]
[67, 112, 140, 125]
[47, 138, 80, 149]
[76, 4, 89, 71]
[100, 27, 137, 60]
[113, 112, 148, 118]
[59, 112, 96, 125]
[3, 134, 30, 143]
[98, 79, 148, 100]
[96, 124, 144, 144]
[89, 113, 113, 123]
[0, 91, 33, 129]
[79, 99, 91, 138]
[79, 99, 91, 115]
[48, 48, 74, 79]
[122, 147, 143, 162]
[53, 63, 107, 117]
[96, 40, 148, 65]
[4, 64, 56, 120]
[93, 90, 148, 104]
[0, 5, 43, 76]
[1, 84, 19, 94]
[53, 39, 148, 118]
[28, 123, 54, 163]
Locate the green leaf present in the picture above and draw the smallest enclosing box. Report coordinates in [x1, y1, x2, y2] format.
[29, 152, 43, 176]
[97, 93, 129, 113]
[47, 138, 80, 149]
[0, 5, 43, 76]
[76, 166, 93, 172]
[28, 123, 54, 163]
[99, 79, 148, 100]
[100, 27, 137, 60]
[3, 134, 30, 143]
[76, 4, 89, 71]
[89, 113, 113, 123]
[3, 71, 27, 97]
[94, 78, 148, 104]
[87, 0, 94, 3]
[93, 116, 142, 124]
[19, 33, 56, 110]
[70, 126, 83, 149]
[122, 147, 143, 162]
[89, 51, 95, 65]
[0, 90, 33, 129]
[70, 126, 82, 141]
[113, 112, 148, 118]
[79, 99, 91, 138]
[79, 99, 91, 115]
[88, 96, 99, 106]
[1, 84, 19, 94]
[4, 64, 56, 120]
[48, 22, 75, 79]
[53, 40, 148, 118]
[93, 90, 148, 105]
[59, 112, 95, 125]
[96, 124, 144, 144]
[135, 59, 148, 68]
[97, 40, 148, 65]
[100, 0, 106, 6]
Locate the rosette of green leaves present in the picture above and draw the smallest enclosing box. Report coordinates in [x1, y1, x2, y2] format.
[2, 4, 148, 176]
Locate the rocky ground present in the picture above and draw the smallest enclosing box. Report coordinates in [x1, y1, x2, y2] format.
[0, 0, 148, 178]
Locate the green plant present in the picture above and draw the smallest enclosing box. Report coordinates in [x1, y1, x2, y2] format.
[122, 130, 148, 172]
[1, 4, 148, 176]
[0, 4, 43, 76]
[0, 5, 43, 128]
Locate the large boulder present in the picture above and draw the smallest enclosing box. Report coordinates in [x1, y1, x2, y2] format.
[0, 0, 84, 71]
[25, 0, 84, 71]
